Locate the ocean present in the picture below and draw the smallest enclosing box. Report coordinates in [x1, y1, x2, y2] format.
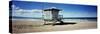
[11, 17, 97, 23]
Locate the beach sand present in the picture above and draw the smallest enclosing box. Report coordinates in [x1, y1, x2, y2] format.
[11, 20, 97, 33]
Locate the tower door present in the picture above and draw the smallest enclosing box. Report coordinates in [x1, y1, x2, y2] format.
[43, 11, 52, 20]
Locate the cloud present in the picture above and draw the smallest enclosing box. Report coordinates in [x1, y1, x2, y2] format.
[11, 5, 42, 17]
[12, 5, 20, 10]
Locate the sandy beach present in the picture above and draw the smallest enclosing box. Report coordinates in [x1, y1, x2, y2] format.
[10, 19, 97, 33]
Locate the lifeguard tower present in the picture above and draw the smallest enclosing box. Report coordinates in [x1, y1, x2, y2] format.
[43, 7, 63, 25]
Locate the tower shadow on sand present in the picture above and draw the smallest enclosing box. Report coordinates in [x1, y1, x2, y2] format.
[44, 21, 77, 25]
[44, 19, 77, 25]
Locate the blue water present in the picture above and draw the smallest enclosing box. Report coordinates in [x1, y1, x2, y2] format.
[11, 18, 97, 22]
[11, 16, 97, 22]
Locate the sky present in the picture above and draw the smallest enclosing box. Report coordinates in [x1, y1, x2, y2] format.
[10, 1, 97, 18]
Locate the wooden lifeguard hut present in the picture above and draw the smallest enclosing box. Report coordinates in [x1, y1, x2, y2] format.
[43, 7, 63, 25]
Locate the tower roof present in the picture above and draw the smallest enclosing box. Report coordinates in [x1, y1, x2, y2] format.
[44, 7, 61, 11]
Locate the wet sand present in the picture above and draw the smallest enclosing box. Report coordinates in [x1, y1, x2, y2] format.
[11, 20, 97, 33]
